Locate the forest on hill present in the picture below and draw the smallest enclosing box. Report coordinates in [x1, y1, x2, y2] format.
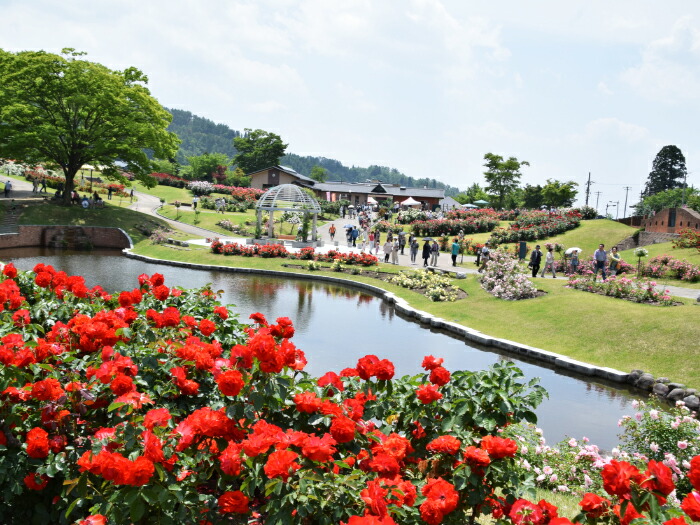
[165, 108, 460, 195]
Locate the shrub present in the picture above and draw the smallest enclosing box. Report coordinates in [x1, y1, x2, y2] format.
[673, 228, 700, 251]
[390, 269, 459, 302]
[640, 255, 700, 282]
[480, 251, 539, 300]
[489, 210, 582, 245]
[566, 274, 675, 305]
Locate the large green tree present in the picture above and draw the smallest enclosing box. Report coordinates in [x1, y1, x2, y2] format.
[482, 153, 529, 209]
[454, 182, 489, 205]
[186, 152, 231, 181]
[232, 128, 287, 174]
[522, 184, 544, 209]
[541, 179, 578, 208]
[0, 48, 179, 204]
[643, 145, 687, 197]
[634, 187, 700, 215]
[310, 165, 328, 182]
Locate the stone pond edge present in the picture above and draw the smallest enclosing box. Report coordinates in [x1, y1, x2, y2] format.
[123, 248, 634, 386]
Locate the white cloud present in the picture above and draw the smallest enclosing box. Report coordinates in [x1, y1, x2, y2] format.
[581, 118, 651, 143]
[621, 15, 700, 103]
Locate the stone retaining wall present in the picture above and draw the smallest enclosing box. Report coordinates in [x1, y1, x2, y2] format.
[0, 225, 132, 250]
[123, 249, 631, 385]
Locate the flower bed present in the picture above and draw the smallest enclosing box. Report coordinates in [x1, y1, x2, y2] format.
[489, 210, 581, 245]
[641, 254, 700, 282]
[411, 217, 499, 237]
[372, 220, 403, 233]
[480, 251, 539, 300]
[210, 242, 379, 266]
[566, 274, 676, 305]
[389, 269, 460, 302]
[673, 228, 700, 251]
[2, 263, 700, 524]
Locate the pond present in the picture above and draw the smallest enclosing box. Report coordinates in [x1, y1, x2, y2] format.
[2, 248, 643, 450]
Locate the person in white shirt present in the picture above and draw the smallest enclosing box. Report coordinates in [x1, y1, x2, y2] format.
[540, 246, 557, 278]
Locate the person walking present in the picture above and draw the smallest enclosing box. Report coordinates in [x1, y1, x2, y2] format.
[430, 240, 440, 266]
[609, 246, 622, 276]
[351, 226, 359, 247]
[130, 188, 134, 202]
[40, 177, 47, 193]
[410, 238, 419, 264]
[107, 186, 113, 200]
[478, 242, 491, 273]
[368, 231, 374, 251]
[422, 240, 431, 267]
[569, 249, 579, 274]
[451, 239, 460, 266]
[192, 195, 199, 210]
[529, 245, 543, 278]
[391, 240, 400, 264]
[540, 246, 557, 278]
[383, 240, 393, 263]
[4, 180, 11, 198]
[593, 244, 607, 280]
[329, 224, 336, 241]
[398, 231, 406, 255]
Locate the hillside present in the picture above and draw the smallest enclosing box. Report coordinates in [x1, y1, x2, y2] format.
[164, 108, 460, 195]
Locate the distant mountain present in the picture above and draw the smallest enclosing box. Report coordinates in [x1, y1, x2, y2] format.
[164, 108, 460, 195]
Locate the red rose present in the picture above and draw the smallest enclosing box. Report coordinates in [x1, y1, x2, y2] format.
[110, 375, 135, 395]
[331, 416, 356, 443]
[249, 312, 268, 326]
[683, 492, 700, 522]
[369, 453, 401, 478]
[579, 492, 610, 518]
[421, 355, 444, 371]
[218, 490, 250, 514]
[508, 499, 544, 525]
[302, 433, 337, 462]
[689, 456, 700, 492]
[264, 449, 300, 481]
[150, 273, 165, 286]
[481, 435, 518, 459]
[23, 472, 49, 490]
[199, 318, 216, 336]
[219, 441, 243, 476]
[374, 359, 395, 380]
[416, 384, 443, 404]
[664, 518, 688, 525]
[357, 355, 380, 380]
[318, 371, 344, 391]
[144, 408, 171, 430]
[12, 309, 30, 327]
[429, 366, 451, 386]
[642, 460, 675, 497]
[601, 460, 643, 498]
[426, 435, 461, 455]
[35, 271, 52, 288]
[26, 427, 49, 458]
[214, 306, 229, 319]
[216, 369, 244, 397]
[2, 262, 17, 278]
[294, 391, 322, 413]
[422, 477, 459, 515]
[31, 378, 64, 401]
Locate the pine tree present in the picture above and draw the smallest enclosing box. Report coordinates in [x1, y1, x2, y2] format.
[643, 145, 687, 196]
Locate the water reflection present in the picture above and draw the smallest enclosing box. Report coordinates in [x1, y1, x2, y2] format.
[0, 249, 644, 450]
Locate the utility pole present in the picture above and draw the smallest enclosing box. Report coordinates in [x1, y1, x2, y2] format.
[623, 186, 632, 219]
[615, 201, 620, 220]
[594, 191, 602, 213]
[584, 172, 593, 206]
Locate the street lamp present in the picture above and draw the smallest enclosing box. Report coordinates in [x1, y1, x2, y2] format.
[607, 201, 618, 220]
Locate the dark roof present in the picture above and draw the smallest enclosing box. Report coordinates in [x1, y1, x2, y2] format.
[247, 165, 316, 185]
[312, 181, 444, 199]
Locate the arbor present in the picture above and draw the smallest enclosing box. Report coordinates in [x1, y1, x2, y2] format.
[232, 128, 287, 174]
[643, 145, 687, 197]
[310, 165, 328, 182]
[0, 49, 179, 204]
[186, 152, 231, 181]
[541, 179, 578, 208]
[482, 153, 529, 210]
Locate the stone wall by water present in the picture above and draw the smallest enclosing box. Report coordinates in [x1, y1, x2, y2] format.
[0, 226, 132, 250]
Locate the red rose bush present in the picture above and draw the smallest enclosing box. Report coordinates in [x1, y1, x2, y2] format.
[0, 262, 699, 524]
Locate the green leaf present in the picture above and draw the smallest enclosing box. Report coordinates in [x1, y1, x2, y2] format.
[130, 497, 146, 522]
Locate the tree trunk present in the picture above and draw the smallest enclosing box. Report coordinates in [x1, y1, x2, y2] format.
[61, 167, 78, 206]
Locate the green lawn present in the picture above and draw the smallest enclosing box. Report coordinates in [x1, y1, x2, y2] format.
[132, 241, 700, 386]
[133, 182, 192, 204]
[18, 201, 181, 244]
[158, 205, 257, 236]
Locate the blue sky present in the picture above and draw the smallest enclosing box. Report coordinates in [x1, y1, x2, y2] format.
[1, 0, 699, 213]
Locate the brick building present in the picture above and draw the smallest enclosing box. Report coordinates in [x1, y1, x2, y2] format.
[640, 207, 700, 233]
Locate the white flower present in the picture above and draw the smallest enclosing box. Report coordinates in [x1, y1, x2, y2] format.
[543, 466, 553, 475]
[649, 409, 659, 420]
[650, 443, 659, 453]
[568, 438, 577, 447]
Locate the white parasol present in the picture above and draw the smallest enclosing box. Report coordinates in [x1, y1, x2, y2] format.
[565, 247, 582, 255]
